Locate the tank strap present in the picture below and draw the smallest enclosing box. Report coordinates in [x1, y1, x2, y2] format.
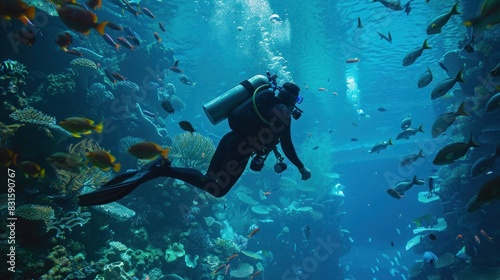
[240, 80, 255, 93]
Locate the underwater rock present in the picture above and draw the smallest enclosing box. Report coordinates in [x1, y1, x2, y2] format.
[164, 243, 185, 262]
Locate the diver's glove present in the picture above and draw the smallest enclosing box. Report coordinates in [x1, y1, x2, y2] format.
[298, 166, 311, 180]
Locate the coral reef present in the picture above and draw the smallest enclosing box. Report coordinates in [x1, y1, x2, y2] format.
[90, 202, 136, 222]
[230, 263, 254, 278]
[87, 82, 114, 108]
[0, 60, 29, 109]
[69, 58, 98, 89]
[452, 266, 500, 280]
[40, 245, 87, 280]
[164, 243, 186, 262]
[29, 72, 77, 117]
[9, 106, 56, 125]
[171, 132, 216, 170]
[46, 209, 91, 238]
[17, 204, 55, 221]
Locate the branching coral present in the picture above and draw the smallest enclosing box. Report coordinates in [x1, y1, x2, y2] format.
[50, 139, 110, 195]
[33, 73, 76, 99]
[9, 106, 56, 125]
[47, 208, 91, 238]
[0, 122, 24, 146]
[171, 132, 215, 170]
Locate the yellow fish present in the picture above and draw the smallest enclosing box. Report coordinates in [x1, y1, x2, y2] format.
[464, 0, 500, 33]
[128, 141, 169, 160]
[58, 117, 103, 138]
[19, 161, 45, 178]
[85, 150, 121, 172]
[0, 147, 18, 167]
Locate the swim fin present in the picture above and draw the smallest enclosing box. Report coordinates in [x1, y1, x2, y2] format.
[78, 157, 170, 206]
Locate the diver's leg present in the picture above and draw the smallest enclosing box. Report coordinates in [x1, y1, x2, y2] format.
[163, 131, 250, 197]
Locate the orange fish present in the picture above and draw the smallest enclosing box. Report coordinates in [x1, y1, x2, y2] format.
[0, 148, 18, 167]
[456, 234, 463, 240]
[247, 227, 260, 239]
[111, 72, 126, 83]
[86, 0, 102, 10]
[85, 150, 121, 172]
[474, 235, 481, 245]
[19, 161, 45, 178]
[480, 229, 494, 243]
[226, 253, 238, 262]
[0, 0, 36, 25]
[154, 32, 161, 42]
[59, 117, 103, 138]
[212, 264, 225, 275]
[57, 1, 108, 35]
[54, 32, 72, 51]
[249, 270, 262, 280]
[128, 141, 169, 160]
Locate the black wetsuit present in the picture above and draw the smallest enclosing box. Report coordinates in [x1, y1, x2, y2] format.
[78, 90, 303, 206]
[160, 90, 303, 197]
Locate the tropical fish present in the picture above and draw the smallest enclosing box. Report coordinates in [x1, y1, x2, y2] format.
[369, 139, 392, 153]
[0, 0, 36, 25]
[126, 35, 140, 46]
[371, 0, 404, 11]
[57, 2, 108, 35]
[212, 264, 225, 275]
[0, 147, 18, 167]
[19, 161, 45, 178]
[346, 58, 360, 63]
[431, 102, 469, 138]
[58, 117, 103, 137]
[396, 125, 424, 140]
[412, 214, 436, 227]
[463, 0, 500, 34]
[54, 32, 72, 51]
[116, 37, 134, 51]
[429, 234, 437, 240]
[403, 0, 413, 16]
[403, 39, 431, 66]
[486, 92, 500, 112]
[226, 254, 239, 262]
[400, 149, 424, 166]
[159, 22, 166, 32]
[86, 0, 102, 10]
[357, 16, 363, 28]
[302, 225, 311, 240]
[376, 31, 392, 43]
[249, 270, 262, 280]
[426, 2, 460, 35]
[128, 141, 170, 160]
[247, 227, 260, 239]
[168, 60, 184, 75]
[179, 74, 196, 86]
[179, 121, 195, 133]
[431, 70, 465, 100]
[471, 145, 500, 177]
[418, 67, 433, 88]
[393, 175, 425, 196]
[480, 229, 494, 243]
[102, 33, 120, 51]
[401, 115, 411, 130]
[154, 32, 161, 42]
[467, 176, 500, 212]
[46, 152, 83, 172]
[161, 100, 175, 114]
[141, 7, 155, 18]
[106, 22, 122, 31]
[433, 136, 479, 165]
[85, 150, 121, 172]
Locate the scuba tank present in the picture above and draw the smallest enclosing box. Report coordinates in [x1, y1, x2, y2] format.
[203, 74, 269, 125]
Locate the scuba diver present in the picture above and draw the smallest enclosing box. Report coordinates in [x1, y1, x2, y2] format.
[78, 72, 311, 206]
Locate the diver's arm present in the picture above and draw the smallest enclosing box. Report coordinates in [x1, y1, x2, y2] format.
[277, 115, 304, 169]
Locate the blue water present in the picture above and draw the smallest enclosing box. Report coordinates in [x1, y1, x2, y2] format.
[1, 0, 500, 279]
